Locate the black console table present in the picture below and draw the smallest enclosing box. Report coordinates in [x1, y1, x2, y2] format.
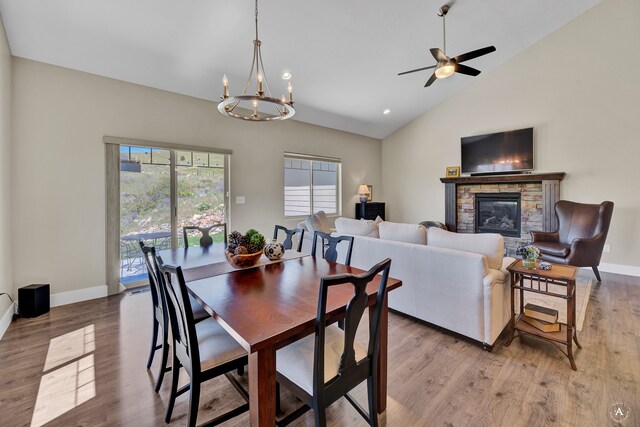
[356, 202, 385, 221]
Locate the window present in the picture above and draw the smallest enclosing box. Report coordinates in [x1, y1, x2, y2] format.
[284, 154, 341, 217]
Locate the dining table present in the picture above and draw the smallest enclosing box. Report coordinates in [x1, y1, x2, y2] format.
[156, 244, 402, 426]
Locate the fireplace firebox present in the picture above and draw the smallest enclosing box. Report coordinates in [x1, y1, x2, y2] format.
[475, 193, 521, 237]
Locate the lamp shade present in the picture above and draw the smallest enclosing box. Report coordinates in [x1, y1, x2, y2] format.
[357, 185, 370, 195]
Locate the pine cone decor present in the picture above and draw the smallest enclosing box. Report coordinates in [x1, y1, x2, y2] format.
[228, 231, 243, 245]
[225, 229, 267, 268]
[234, 246, 249, 255]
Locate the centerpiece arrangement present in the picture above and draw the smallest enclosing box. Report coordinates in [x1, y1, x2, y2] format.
[226, 229, 266, 268]
[521, 244, 541, 269]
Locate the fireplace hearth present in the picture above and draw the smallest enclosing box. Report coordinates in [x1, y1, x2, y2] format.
[475, 193, 521, 237]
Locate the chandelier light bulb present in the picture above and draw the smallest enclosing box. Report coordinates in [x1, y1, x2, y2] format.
[222, 74, 229, 98]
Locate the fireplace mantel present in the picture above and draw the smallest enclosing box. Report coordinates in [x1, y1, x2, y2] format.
[440, 172, 566, 184]
[441, 172, 567, 245]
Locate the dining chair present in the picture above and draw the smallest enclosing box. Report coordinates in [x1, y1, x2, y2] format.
[275, 258, 392, 427]
[156, 259, 249, 427]
[273, 225, 305, 252]
[139, 242, 209, 393]
[183, 223, 228, 248]
[310, 231, 354, 266]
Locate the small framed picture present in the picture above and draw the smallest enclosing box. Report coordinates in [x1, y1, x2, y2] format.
[366, 185, 373, 201]
[446, 166, 460, 177]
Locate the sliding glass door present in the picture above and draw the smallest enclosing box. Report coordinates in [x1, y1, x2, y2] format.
[119, 145, 228, 285]
[176, 151, 227, 248]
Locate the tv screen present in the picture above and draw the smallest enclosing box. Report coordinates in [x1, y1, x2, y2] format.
[461, 128, 534, 174]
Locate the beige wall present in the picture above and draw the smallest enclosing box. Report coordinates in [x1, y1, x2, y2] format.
[382, 0, 640, 268]
[11, 58, 381, 294]
[0, 17, 13, 316]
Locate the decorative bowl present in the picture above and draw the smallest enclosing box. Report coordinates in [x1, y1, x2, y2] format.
[225, 250, 263, 269]
[539, 262, 552, 270]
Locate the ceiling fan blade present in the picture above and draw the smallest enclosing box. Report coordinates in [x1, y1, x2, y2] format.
[424, 72, 438, 87]
[398, 65, 437, 76]
[430, 48, 447, 62]
[453, 46, 496, 63]
[454, 63, 481, 76]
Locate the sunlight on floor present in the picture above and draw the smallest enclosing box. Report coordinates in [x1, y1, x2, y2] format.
[43, 324, 95, 371]
[30, 326, 97, 427]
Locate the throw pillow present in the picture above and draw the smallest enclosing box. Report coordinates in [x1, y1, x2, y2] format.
[335, 217, 379, 238]
[427, 227, 504, 270]
[305, 211, 331, 234]
[378, 222, 427, 245]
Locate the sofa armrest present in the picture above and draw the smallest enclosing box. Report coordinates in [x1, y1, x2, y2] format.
[531, 230, 559, 243]
[483, 269, 507, 289]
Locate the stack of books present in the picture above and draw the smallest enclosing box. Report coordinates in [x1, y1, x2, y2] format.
[522, 303, 560, 332]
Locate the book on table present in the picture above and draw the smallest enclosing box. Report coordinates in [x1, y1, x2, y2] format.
[524, 303, 558, 323]
[522, 315, 561, 332]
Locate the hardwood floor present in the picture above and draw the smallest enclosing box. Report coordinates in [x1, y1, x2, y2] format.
[0, 271, 637, 426]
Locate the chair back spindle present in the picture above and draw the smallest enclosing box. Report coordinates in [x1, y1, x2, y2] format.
[273, 225, 305, 252]
[183, 223, 228, 248]
[311, 231, 355, 266]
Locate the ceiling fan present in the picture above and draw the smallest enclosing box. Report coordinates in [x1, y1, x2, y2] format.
[398, 4, 496, 87]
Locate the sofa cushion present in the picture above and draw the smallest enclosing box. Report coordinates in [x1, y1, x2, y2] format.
[335, 217, 379, 238]
[427, 228, 504, 270]
[305, 211, 331, 234]
[378, 222, 426, 245]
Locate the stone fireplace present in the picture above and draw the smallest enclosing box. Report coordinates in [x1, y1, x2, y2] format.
[440, 173, 566, 256]
[475, 193, 521, 237]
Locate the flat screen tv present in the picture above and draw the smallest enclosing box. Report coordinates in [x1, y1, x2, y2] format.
[461, 127, 534, 175]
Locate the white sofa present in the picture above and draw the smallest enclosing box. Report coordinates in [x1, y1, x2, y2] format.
[306, 217, 514, 349]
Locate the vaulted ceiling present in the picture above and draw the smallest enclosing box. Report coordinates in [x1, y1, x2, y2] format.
[0, 0, 602, 138]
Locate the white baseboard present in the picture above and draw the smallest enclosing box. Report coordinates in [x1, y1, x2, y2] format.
[50, 285, 109, 307]
[581, 263, 640, 278]
[0, 302, 16, 341]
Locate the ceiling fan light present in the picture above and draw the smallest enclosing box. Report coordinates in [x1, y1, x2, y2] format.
[435, 63, 455, 79]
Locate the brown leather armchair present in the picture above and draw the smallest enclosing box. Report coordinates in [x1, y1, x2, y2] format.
[530, 200, 614, 281]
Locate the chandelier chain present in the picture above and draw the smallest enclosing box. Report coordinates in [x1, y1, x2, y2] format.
[255, 0, 259, 41]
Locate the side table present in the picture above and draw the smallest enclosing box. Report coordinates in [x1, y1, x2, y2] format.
[505, 259, 582, 370]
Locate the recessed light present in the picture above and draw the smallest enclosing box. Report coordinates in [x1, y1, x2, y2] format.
[383, 108, 391, 115]
[282, 72, 292, 80]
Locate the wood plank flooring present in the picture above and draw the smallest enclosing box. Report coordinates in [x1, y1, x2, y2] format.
[0, 270, 637, 426]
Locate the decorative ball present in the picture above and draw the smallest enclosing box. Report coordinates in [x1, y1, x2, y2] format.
[264, 240, 285, 260]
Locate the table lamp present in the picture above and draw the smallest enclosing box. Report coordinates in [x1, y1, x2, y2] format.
[357, 185, 370, 203]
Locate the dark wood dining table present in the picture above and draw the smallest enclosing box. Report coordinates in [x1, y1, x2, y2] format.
[157, 245, 402, 426]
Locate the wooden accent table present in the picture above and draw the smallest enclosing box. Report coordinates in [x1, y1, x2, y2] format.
[505, 259, 581, 370]
[185, 256, 402, 426]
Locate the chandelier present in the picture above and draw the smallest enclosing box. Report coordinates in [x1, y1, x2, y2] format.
[218, 0, 295, 121]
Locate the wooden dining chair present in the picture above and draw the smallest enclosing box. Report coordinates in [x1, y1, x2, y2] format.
[275, 258, 392, 427]
[310, 231, 354, 266]
[139, 242, 209, 393]
[273, 225, 305, 252]
[183, 223, 228, 248]
[156, 259, 249, 427]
